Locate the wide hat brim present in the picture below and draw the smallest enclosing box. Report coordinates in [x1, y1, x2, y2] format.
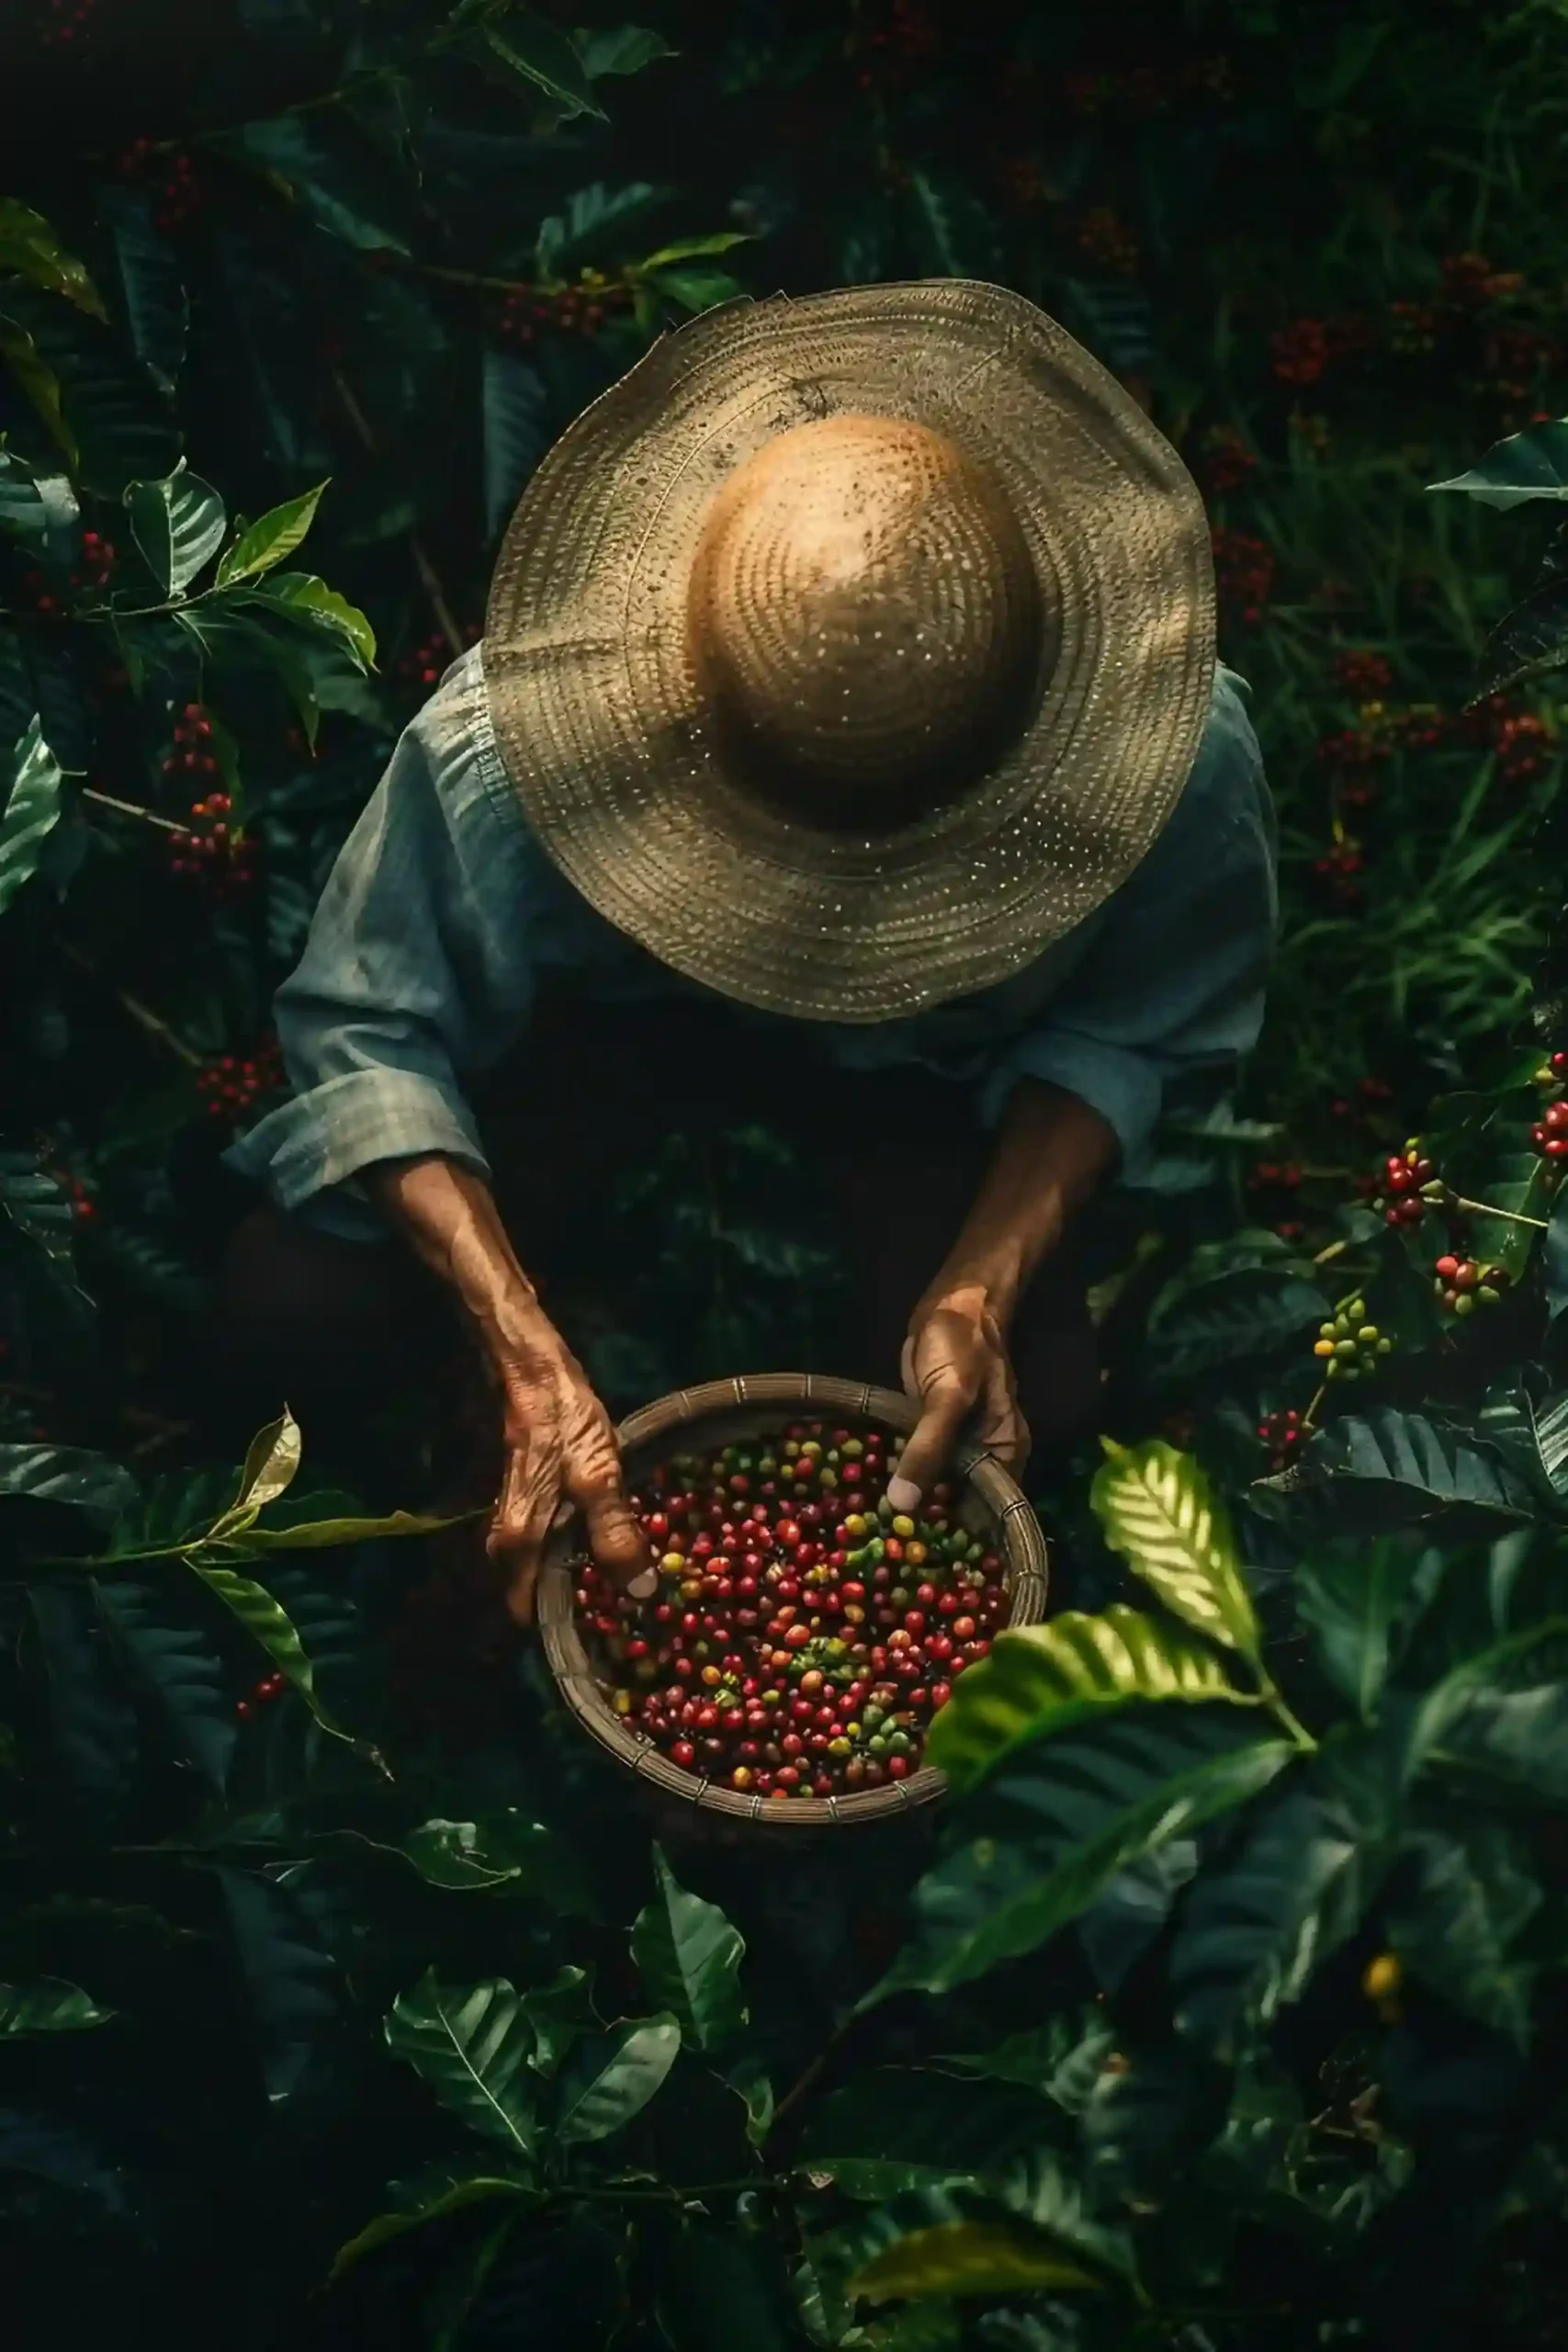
[485, 279, 1216, 1023]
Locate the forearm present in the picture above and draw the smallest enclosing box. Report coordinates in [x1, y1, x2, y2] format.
[927, 1079, 1117, 1327]
[367, 1154, 558, 1365]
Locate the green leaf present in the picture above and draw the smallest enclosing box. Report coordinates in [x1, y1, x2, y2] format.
[728, 2049, 775, 2144]
[1293, 1540, 1446, 1716]
[906, 168, 1001, 279]
[553, 2014, 681, 2143]
[0, 1441, 137, 1523]
[482, 348, 549, 542]
[214, 481, 327, 586]
[226, 117, 416, 252]
[1091, 1441, 1260, 1659]
[926, 1608, 1254, 1793]
[1170, 1731, 1399, 2059]
[522, 1965, 596, 2075]
[183, 1555, 385, 1773]
[0, 201, 106, 319]
[0, 313, 75, 464]
[1273, 1411, 1535, 1533]
[2, 282, 177, 488]
[849, 2216, 1101, 2305]
[1477, 574, 1568, 698]
[1144, 1273, 1327, 1384]
[630, 1847, 747, 2052]
[104, 184, 186, 395]
[213, 1406, 303, 1532]
[651, 265, 747, 314]
[0, 1979, 113, 2036]
[797, 2067, 1054, 2200]
[574, 25, 676, 77]
[398, 1815, 592, 1913]
[870, 1711, 1295, 2002]
[219, 1867, 339, 2101]
[939, 2013, 1118, 2115]
[327, 2169, 537, 2284]
[123, 461, 225, 597]
[0, 715, 66, 916]
[638, 231, 755, 268]
[228, 570, 377, 669]
[385, 1972, 540, 2159]
[656, 2222, 792, 2352]
[237, 1505, 457, 1549]
[480, 20, 606, 119]
[1390, 1822, 1541, 2046]
[95, 1577, 235, 1793]
[1413, 1616, 1568, 1800]
[1429, 418, 1568, 507]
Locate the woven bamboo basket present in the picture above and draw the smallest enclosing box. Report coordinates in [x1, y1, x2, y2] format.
[536, 1373, 1048, 1831]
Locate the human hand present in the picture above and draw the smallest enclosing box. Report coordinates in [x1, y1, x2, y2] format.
[488, 1316, 652, 1626]
[887, 1282, 1030, 1515]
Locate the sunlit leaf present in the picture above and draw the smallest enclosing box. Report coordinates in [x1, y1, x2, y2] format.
[0, 714, 67, 915]
[214, 481, 327, 585]
[123, 460, 225, 596]
[1091, 1442, 1260, 1659]
[1429, 418, 1568, 507]
[0, 1441, 136, 1522]
[0, 200, 106, 318]
[849, 2216, 1100, 2305]
[553, 2014, 681, 2143]
[927, 1608, 1253, 1793]
[229, 1407, 303, 1517]
[0, 1979, 114, 2036]
[0, 313, 76, 465]
[228, 569, 377, 668]
[630, 1847, 747, 2052]
[575, 26, 676, 78]
[184, 1555, 386, 1773]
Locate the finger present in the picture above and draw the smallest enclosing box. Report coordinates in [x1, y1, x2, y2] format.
[562, 1406, 654, 1598]
[891, 1361, 977, 1512]
[487, 1441, 559, 1625]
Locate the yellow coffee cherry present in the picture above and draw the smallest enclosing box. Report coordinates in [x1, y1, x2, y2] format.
[1362, 1951, 1402, 2003]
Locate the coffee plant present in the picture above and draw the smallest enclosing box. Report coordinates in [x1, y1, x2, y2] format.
[3, 2, 1568, 2346]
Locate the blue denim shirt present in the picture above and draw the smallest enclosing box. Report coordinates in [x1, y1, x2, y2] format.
[227, 645, 1277, 1238]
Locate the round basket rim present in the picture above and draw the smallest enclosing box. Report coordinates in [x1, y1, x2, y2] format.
[536, 1372, 1048, 1830]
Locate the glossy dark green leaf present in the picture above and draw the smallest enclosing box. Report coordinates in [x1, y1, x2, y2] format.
[798, 2066, 1052, 2200]
[0, 200, 106, 318]
[630, 1847, 747, 2051]
[1429, 417, 1568, 506]
[479, 19, 605, 119]
[1390, 1822, 1540, 2046]
[226, 118, 416, 251]
[0, 1441, 136, 1523]
[481, 349, 549, 541]
[552, 2014, 680, 2143]
[95, 1577, 235, 1792]
[0, 715, 66, 916]
[1171, 1730, 1400, 2058]
[219, 1866, 339, 2100]
[399, 1814, 591, 1909]
[850, 2211, 1101, 2304]
[226, 568, 376, 669]
[1144, 1274, 1328, 1383]
[214, 481, 326, 586]
[1294, 1540, 1446, 1715]
[1081, 2036, 1233, 2208]
[651, 265, 747, 314]
[870, 1711, 1295, 2002]
[123, 461, 225, 596]
[28, 1580, 139, 1804]
[184, 1555, 386, 1774]
[0, 312, 75, 462]
[907, 168, 1002, 278]
[926, 1608, 1252, 1793]
[1077, 1841, 1200, 1995]
[103, 184, 186, 394]
[0, 1979, 114, 2036]
[327, 2166, 537, 2283]
[1271, 1410, 1535, 1532]
[940, 2012, 1118, 2116]
[656, 2222, 791, 2352]
[0, 1149, 86, 1318]
[2, 281, 178, 488]
[576, 26, 676, 77]
[385, 1972, 540, 2158]
[521, 1965, 596, 2075]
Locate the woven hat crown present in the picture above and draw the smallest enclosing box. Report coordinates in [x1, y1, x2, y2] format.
[686, 413, 1048, 824]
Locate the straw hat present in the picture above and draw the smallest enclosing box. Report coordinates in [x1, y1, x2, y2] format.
[485, 278, 1215, 1023]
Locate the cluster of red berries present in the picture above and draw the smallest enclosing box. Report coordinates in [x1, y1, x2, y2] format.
[581, 1422, 1008, 1801]
[1313, 839, 1364, 905]
[235, 1671, 287, 1720]
[197, 1040, 286, 1125]
[1269, 312, 1374, 387]
[1211, 527, 1275, 625]
[1376, 1143, 1437, 1228]
[1257, 1408, 1304, 1472]
[850, 0, 939, 87]
[1075, 208, 1139, 276]
[397, 624, 479, 690]
[16, 533, 116, 613]
[1247, 1159, 1303, 1197]
[1335, 649, 1393, 696]
[1433, 1255, 1509, 1316]
[496, 275, 630, 345]
[1531, 1081, 1568, 1161]
[1199, 425, 1258, 497]
[169, 792, 254, 888]
[120, 137, 203, 232]
[36, 0, 96, 45]
[1440, 252, 1525, 307]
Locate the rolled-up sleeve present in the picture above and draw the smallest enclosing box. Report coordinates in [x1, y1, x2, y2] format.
[976, 666, 1277, 1176]
[224, 655, 537, 1236]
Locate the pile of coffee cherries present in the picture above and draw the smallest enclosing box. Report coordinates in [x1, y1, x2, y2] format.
[571, 1420, 1010, 1802]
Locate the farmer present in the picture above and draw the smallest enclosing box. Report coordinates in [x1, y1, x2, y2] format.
[220, 280, 1276, 1623]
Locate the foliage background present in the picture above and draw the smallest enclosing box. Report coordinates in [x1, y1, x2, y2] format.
[4, 3, 1568, 2348]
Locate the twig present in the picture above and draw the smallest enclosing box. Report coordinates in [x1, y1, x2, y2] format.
[58, 942, 203, 1069]
[1450, 1193, 1549, 1231]
[1313, 1238, 1350, 1265]
[331, 368, 466, 660]
[1302, 1380, 1329, 1431]
[83, 787, 185, 836]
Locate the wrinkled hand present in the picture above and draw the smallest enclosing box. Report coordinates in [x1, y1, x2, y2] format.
[889, 1283, 1030, 1514]
[488, 1320, 652, 1625]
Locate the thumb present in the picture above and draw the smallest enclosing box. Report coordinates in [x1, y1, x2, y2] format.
[577, 1465, 656, 1600]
